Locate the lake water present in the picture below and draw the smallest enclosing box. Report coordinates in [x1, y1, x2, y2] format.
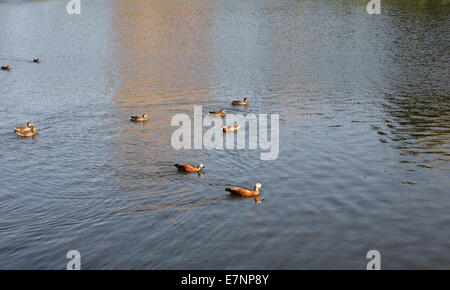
[0, 0, 449, 269]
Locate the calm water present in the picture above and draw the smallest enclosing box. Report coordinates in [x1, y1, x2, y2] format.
[0, 0, 449, 269]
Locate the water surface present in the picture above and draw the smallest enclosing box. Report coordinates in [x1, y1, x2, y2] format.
[0, 0, 449, 269]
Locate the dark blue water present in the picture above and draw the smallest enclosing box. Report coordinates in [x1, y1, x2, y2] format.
[0, 0, 449, 269]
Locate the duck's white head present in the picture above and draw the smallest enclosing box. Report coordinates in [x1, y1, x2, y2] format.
[198, 163, 204, 169]
[255, 183, 262, 189]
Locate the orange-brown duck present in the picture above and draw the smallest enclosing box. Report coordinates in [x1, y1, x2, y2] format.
[231, 98, 248, 106]
[130, 114, 149, 122]
[16, 126, 37, 137]
[14, 122, 36, 133]
[209, 108, 226, 117]
[175, 163, 204, 173]
[225, 183, 262, 197]
[222, 124, 240, 132]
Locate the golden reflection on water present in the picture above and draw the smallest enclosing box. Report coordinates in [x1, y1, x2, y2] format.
[106, 0, 221, 221]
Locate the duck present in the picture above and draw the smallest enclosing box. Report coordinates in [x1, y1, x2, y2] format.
[130, 114, 149, 122]
[222, 124, 240, 132]
[175, 163, 204, 173]
[209, 108, 226, 117]
[225, 183, 262, 197]
[16, 126, 37, 137]
[1, 65, 11, 71]
[231, 98, 248, 106]
[33, 58, 40, 63]
[14, 122, 37, 133]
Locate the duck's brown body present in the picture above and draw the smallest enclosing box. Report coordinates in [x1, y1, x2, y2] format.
[33, 58, 40, 63]
[209, 109, 226, 117]
[16, 126, 37, 137]
[14, 126, 33, 133]
[231, 98, 248, 106]
[175, 163, 204, 173]
[1, 65, 11, 71]
[225, 184, 261, 197]
[14, 122, 36, 134]
[222, 124, 239, 132]
[130, 114, 149, 122]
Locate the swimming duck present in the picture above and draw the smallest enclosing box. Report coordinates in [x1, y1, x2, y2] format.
[14, 122, 37, 133]
[222, 124, 240, 132]
[33, 58, 40, 63]
[1, 65, 11, 71]
[130, 114, 149, 122]
[225, 183, 262, 197]
[16, 126, 37, 137]
[231, 98, 248, 106]
[209, 108, 226, 117]
[175, 163, 204, 173]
